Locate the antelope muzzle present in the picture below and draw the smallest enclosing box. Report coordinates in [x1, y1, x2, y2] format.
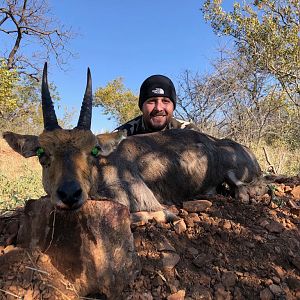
[56, 180, 84, 210]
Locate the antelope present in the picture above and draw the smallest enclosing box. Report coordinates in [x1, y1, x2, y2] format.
[3, 63, 265, 221]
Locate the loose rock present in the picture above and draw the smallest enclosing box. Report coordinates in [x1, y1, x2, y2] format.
[260, 288, 273, 300]
[183, 200, 212, 213]
[265, 221, 284, 233]
[291, 186, 300, 199]
[173, 219, 187, 234]
[167, 290, 185, 300]
[221, 271, 237, 289]
[269, 284, 283, 295]
[161, 252, 180, 270]
[286, 277, 300, 291]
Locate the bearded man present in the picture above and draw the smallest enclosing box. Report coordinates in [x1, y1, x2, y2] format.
[115, 74, 199, 135]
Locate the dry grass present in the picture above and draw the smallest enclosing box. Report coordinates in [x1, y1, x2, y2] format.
[0, 137, 45, 210]
[252, 143, 300, 176]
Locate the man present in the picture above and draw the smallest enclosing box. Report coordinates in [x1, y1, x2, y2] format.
[114, 74, 199, 136]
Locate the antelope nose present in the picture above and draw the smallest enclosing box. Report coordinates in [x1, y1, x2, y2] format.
[56, 180, 83, 209]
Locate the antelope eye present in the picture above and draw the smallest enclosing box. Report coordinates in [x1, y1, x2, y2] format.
[91, 146, 100, 157]
[36, 147, 45, 158]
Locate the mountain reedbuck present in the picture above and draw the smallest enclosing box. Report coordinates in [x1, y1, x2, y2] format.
[3, 63, 266, 221]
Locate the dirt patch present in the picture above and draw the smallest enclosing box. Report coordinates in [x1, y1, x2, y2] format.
[0, 176, 300, 299]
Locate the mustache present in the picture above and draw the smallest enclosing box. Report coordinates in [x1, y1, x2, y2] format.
[150, 112, 166, 117]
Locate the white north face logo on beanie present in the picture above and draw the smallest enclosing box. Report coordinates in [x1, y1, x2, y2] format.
[151, 88, 164, 94]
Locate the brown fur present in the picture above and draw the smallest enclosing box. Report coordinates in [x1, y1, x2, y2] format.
[3, 127, 265, 214]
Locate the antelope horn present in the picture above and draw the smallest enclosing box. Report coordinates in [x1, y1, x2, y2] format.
[41, 62, 61, 131]
[76, 68, 92, 130]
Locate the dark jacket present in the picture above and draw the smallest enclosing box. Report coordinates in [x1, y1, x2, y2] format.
[114, 115, 200, 136]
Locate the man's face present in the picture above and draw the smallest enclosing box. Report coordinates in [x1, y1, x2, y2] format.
[141, 97, 174, 131]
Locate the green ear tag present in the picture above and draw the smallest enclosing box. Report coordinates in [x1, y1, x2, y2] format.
[91, 147, 100, 157]
[36, 147, 45, 158]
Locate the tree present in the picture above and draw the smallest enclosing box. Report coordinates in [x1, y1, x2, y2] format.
[177, 50, 299, 148]
[176, 68, 234, 136]
[94, 77, 140, 125]
[0, 59, 63, 134]
[0, 59, 19, 118]
[202, 0, 300, 106]
[0, 59, 41, 133]
[0, 0, 76, 133]
[0, 0, 75, 78]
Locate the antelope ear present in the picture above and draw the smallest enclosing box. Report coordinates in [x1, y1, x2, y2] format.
[115, 129, 127, 142]
[107, 129, 127, 148]
[96, 130, 127, 157]
[2, 132, 40, 158]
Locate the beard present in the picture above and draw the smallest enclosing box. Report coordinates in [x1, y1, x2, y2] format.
[147, 113, 170, 131]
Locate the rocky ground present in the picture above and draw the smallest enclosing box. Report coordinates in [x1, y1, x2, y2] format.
[0, 175, 300, 300]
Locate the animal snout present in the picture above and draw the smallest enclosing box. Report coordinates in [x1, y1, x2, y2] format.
[56, 180, 83, 209]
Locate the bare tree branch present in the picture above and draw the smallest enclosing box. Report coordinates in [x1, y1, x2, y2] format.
[0, 0, 76, 77]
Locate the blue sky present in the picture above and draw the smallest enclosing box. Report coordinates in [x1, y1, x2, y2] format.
[48, 0, 229, 133]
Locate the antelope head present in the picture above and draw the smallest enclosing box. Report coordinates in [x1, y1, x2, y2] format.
[3, 63, 125, 210]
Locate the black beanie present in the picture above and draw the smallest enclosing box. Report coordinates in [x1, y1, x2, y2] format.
[138, 75, 176, 110]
